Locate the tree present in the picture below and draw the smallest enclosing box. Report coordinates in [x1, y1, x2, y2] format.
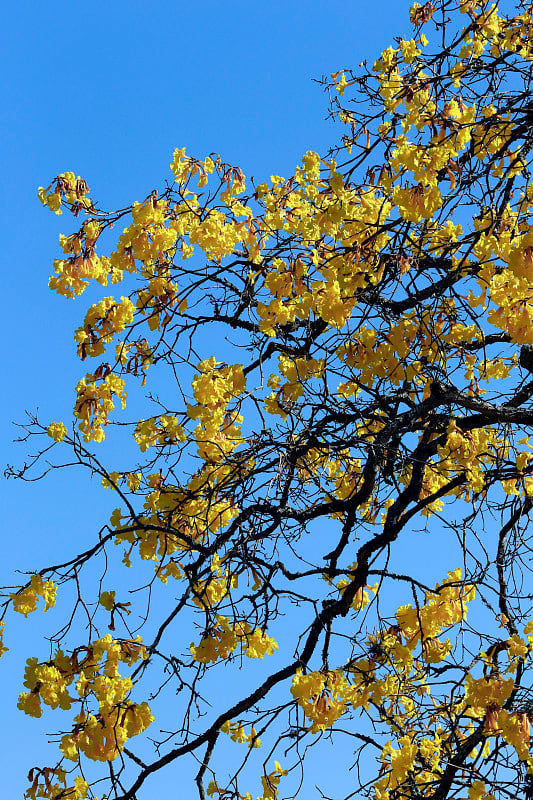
[6, 0, 533, 797]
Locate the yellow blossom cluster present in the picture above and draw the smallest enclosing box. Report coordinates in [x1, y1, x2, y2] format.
[464, 672, 515, 714]
[134, 414, 187, 452]
[106, 198, 178, 279]
[369, 584, 533, 796]
[114, 470, 241, 570]
[436, 420, 509, 498]
[265, 354, 324, 418]
[111, 506, 190, 568]
[207, 761, 288, 800]
[186, 358, 246, 462]
[74, 372, 127, 442]
[259, 762, 289, 800]
[190, 616, 278, 663]
[49, 251, 111, 299]
[336, 318, 423, 390]
[221, 719, 262, 748]
[108, 472, 241, 580]
[395, 568, 475, 647]
[60, 702, 153, 762]
[497, 709, 532, 760]
[38, 172, 92, 216]
[48, 218, 108, 298]
[461, 628, 533, 764]
[392, 182, 443, 223]
[190, 358, 246, 414]
[101, 471, 141, 492]
[18, 635, 152, 763]
[170, 147, 216, 187]
[326, 452, 364, 501]
[47, 421, 67, 442]
[290, 669, 349, 732]
[25, 768, 90, 800]
[193, 557, 238, 610]
[136, 273, 181, 331]
[11, 574, 57, 617]
[291, 570, 474, 740]
[459, 198, 533, 346]
[254, 174, 394, 335]
[462, 780, 497, 800]
[74, 296, 135, 359]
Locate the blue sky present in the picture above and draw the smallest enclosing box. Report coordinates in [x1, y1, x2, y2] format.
[2, 1, 430, 796]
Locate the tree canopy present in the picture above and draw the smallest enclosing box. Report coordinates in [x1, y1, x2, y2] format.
[7, 0, 533, 798]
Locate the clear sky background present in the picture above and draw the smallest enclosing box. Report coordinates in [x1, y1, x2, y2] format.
[2, 1, 440, 796]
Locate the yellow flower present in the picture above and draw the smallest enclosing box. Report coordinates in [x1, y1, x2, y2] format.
[47, 421, 67, 442]
[11, 574, 57, 617]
